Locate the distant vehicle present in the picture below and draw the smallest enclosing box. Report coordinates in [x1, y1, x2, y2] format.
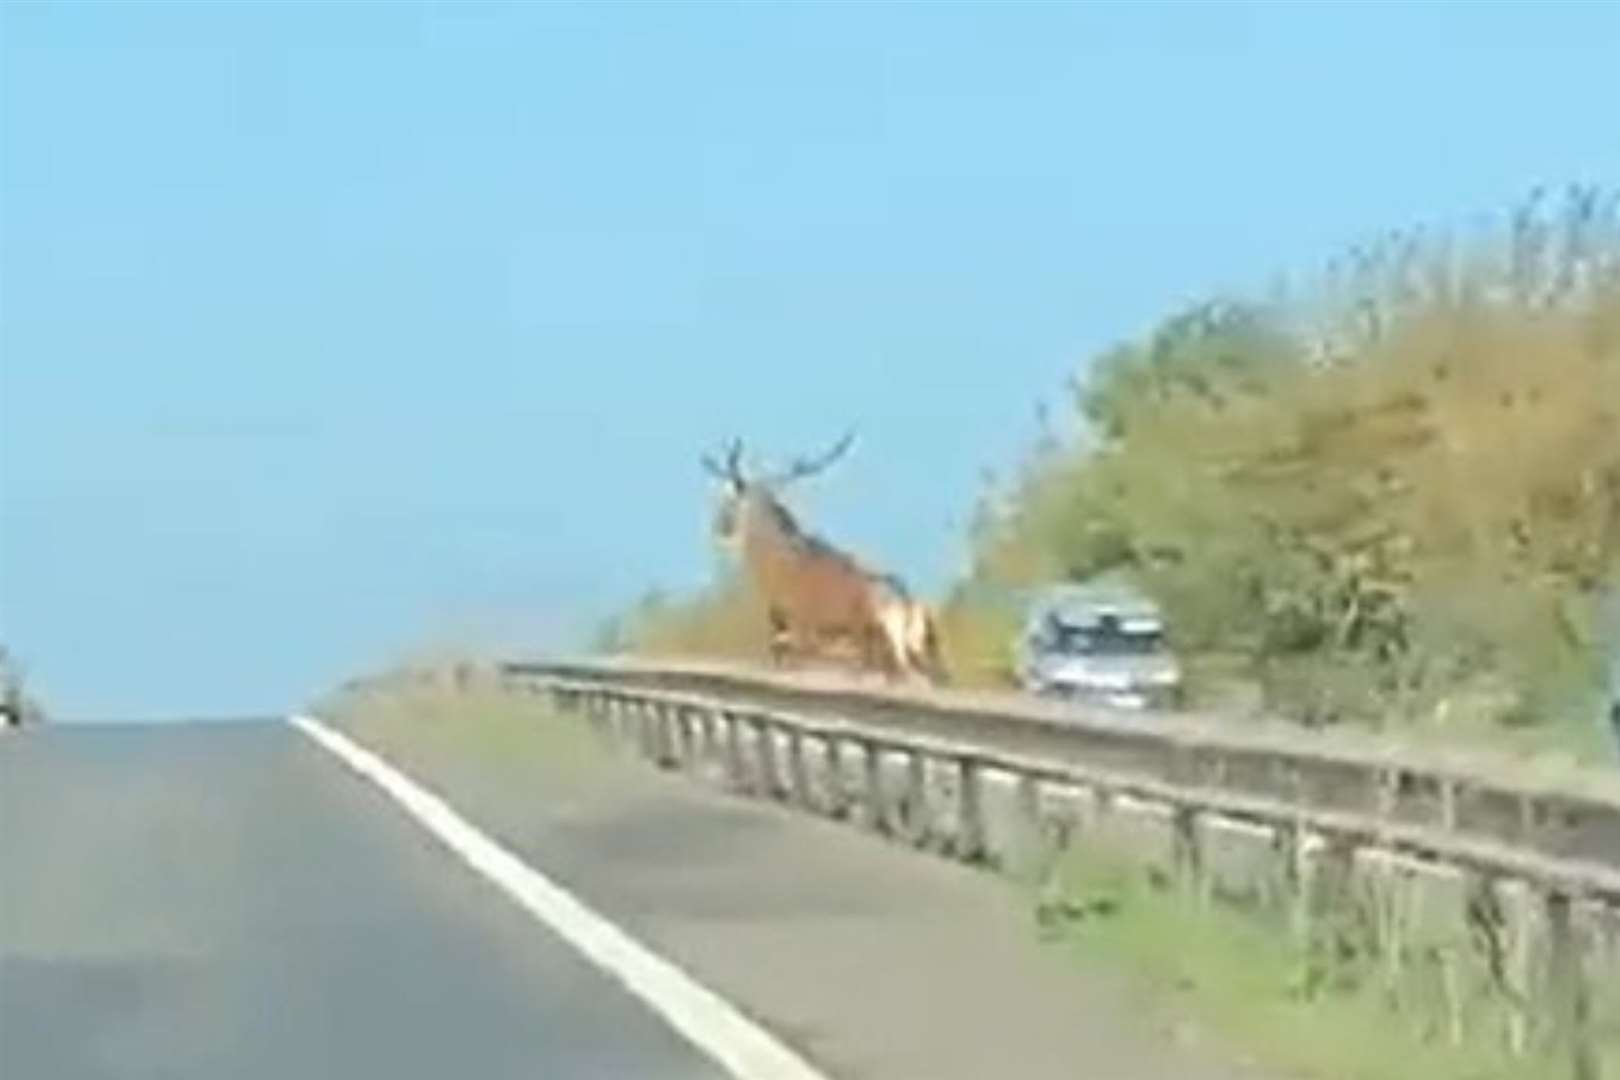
[1602, 592, 1620, 758]
[1015, 582, 1183, 710]
[1606, 649, 1620, 759]
[1609, 687, 1619, 758]
[1, 647, 22, 729]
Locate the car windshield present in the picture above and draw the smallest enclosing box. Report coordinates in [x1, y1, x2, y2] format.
[1049, 623, 1165, 657]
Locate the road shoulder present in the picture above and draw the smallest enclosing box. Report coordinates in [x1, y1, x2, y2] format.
[321, 684, 1270, 1080]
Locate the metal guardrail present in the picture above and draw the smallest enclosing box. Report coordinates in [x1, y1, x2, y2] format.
[516, 665, 1620, 1078]
[338, 657, 1620, 1073]
[521, 667, 1620, 898]
[505, 657, 1620, 873]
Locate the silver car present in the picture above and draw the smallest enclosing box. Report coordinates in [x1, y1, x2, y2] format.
[1601, 591, 1620, 757]
[1016, 586, 1183, 710]
[1606, 648, 1620, 757]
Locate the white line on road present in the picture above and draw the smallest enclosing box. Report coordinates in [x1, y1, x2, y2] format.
[290, 713, 831, 1080]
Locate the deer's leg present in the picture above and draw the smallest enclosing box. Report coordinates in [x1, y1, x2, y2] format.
[869, 604, 908, 682]
[767, 608, 794, 668]
[907, 608, 942, 686]
[863, 620, 901, 681]
[857, 624, 878, 675]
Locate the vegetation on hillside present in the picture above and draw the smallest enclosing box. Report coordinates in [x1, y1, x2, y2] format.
[959, 185, 1620, 754]
[611, 187, 1620, 758]
[593, 574, 769, 665]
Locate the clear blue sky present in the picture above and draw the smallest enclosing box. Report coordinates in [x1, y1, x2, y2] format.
[3, 2, 1617, 719]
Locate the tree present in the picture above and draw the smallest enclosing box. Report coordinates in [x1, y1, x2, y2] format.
[965, 188, 1620, 746]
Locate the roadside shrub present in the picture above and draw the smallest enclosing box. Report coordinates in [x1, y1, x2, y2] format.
[968, 187, 1620, 751]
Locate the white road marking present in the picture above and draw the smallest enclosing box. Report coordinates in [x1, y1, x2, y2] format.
[290, 713, 831, 1080]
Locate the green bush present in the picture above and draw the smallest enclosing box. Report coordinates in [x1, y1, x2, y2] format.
[967, 187, 1620, 749]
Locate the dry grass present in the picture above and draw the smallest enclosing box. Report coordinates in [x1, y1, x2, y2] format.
[607, 575, 774, 665]
[966, 188, 1620, 755]
[315, 665, 616, 779]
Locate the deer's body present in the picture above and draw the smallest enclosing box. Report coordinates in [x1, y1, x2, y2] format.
[706, 435, 946, 685]
[733, 489, 896, 673]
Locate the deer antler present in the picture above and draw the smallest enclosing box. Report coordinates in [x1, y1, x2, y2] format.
[768, 429, 856, 487]
[702, 438, 747, 482]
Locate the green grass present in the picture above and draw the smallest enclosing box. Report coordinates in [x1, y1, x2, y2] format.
[1028, 842, 1611, 1080]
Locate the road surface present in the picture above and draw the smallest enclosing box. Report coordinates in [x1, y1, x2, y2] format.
[4, 708, 1270, 1080]
[1, 722, 727, 1079]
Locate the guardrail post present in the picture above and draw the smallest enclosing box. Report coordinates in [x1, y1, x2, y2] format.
[824, 735, 849, 819]
[1546, 888, 1597, 1080]
[637, 698, 655, 756]
[1172, 803, 1208, 905]
[1439, 778, 1460, 832]
[1373, 767, 1400, 819]
[902, 749, 928, 843]
[650, 700, 666, 761]
[618, 693, 638, 751]
[1282, 820, 1314, 945]
[585, 690, 609, 739]
[1090, 785, 1114, 843]
[723, 710, 747, 792]
[620, 695, 637, 751]
[785, 726, 812, 809]
[615, 693, 634, 743]
[754, 715, 783, 799]
[654, 701, 679, 769]
[687, 705, 705, 754]
[669, 705, 691, 770]
[702, 706, 724, 772]
[635, 699, 657, 760]
[956, 755, 986, 863]
[860, 737, 886, 833]
[690, 706, 712, 774]
[686, 706, 714, 777]
[1498, 877, 1535, 1058]
[639, 699, 658, 762]
[1368, 858, 1409, 1008]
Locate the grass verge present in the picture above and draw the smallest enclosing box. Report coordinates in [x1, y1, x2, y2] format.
[321, 670, 1616, 1079]
[315, 676, 616, 782]
[1028, 842, 1614, 1080]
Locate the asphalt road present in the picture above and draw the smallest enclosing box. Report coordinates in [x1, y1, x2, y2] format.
[0, 722, 726, 1080]
[328, 692, 1270, 1080]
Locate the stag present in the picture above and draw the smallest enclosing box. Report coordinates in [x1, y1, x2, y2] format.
[702, 434, 946, 684]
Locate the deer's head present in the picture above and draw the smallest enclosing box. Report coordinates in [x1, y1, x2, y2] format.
[701, 431, 855, 549]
